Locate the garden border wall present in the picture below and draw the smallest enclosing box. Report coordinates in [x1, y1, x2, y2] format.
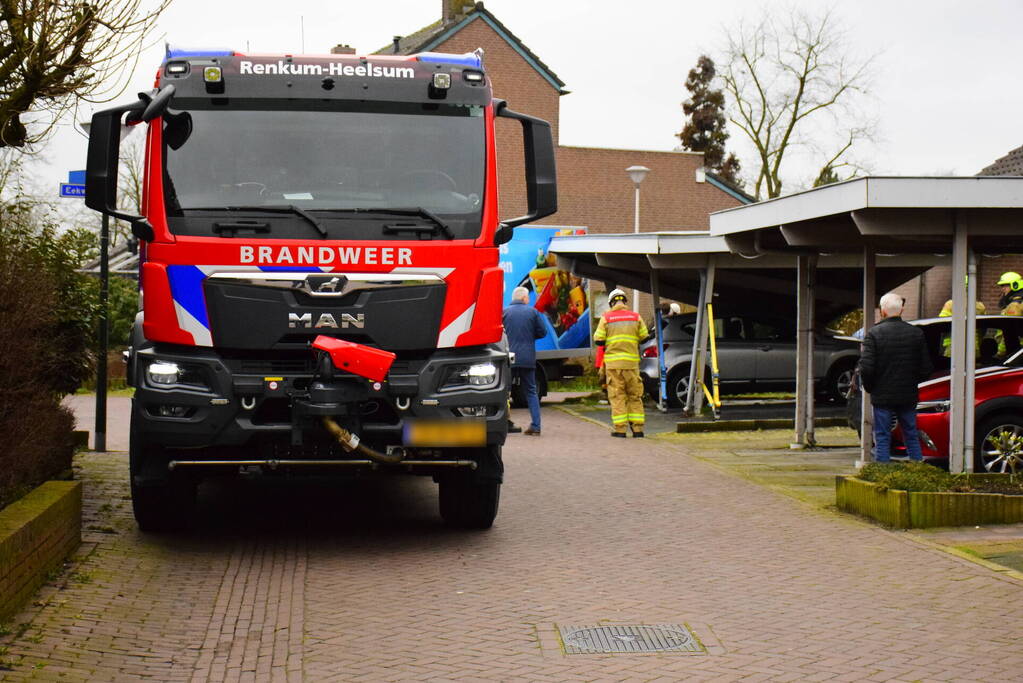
[837, 475, 1023, 529]
[0, 481, 82, 622]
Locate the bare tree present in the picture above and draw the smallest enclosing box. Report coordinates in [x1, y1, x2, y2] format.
[719, 8, 876, 199]
[0, 0, 170, 147]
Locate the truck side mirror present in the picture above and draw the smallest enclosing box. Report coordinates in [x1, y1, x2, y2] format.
[85, 99, 151, 240]
[495, 100, 558, 238]
[141, 84, 176, 123]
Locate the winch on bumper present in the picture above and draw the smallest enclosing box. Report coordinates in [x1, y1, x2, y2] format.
[128, 338, 511, 458]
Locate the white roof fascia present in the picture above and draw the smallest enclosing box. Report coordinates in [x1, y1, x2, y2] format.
[548, 231, 730, 256]
[548, 233, 662, 255]
[710, 177, 1023, 237]
[710, 178, 867, 235]
[865, 177, 1023, 207]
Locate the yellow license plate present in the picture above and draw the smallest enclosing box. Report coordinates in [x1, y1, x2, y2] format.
[403, 419, 486, 446]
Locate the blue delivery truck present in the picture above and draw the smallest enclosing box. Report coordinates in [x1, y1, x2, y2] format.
[500, 226, 591, 403]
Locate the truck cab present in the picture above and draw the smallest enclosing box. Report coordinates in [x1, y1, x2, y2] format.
[85, 48, 557, 531]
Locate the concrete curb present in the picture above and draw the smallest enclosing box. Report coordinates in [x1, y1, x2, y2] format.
[676, 417, 848, 433]
[0, 481, 82, 622]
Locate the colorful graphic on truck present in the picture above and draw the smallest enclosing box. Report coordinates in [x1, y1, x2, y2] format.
[501, 226, 589, 352]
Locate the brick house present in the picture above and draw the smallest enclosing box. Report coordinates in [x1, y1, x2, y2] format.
[891, 147, 1023, 319]
[370, 0, 747, 237]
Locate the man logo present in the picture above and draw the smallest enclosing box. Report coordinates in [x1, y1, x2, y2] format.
[288, 312, 365, 329]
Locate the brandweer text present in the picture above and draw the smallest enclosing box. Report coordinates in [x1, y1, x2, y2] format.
[240, 245, 413, 266]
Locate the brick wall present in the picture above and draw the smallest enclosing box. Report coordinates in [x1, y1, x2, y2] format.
[430, 18, 742, 234]
[0, 481, 81, 621]
[433, 20, 560, 223]
[551, 147, 742, 234]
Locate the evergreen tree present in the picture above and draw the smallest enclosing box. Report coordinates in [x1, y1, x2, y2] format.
[677, 55, 741, 186]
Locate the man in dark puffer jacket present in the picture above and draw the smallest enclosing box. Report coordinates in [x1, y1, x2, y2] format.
[857, 292, 934, 462]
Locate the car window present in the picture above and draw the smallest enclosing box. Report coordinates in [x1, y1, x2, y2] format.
[747, 318, 793, 341]
[677, 317, 743, 340]
[938, 320, 1023, 362]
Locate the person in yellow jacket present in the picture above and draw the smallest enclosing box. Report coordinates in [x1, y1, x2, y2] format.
[594, 289, 649, 438]
[997, 272, 1023, 315]
[938, 299, 991, 357]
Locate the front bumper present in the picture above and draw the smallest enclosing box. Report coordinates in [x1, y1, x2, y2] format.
[130, 342, 510, 451]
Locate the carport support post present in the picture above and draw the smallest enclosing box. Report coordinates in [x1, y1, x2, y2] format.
[650, 270, 667, 411]
[684, 260, 715, 417]
[793, 254, 817, 448]
[965, 248, 977, 472]
[859, 248, 875, 466]
[948, 215, 969, 473]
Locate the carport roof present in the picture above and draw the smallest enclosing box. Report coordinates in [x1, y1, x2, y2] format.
[710, 176, 1023, 254]
[548, 231, 942, 322]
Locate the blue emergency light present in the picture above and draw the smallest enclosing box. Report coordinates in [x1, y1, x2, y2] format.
[164, 45, 235, 61]
[417, 52, 482, 69]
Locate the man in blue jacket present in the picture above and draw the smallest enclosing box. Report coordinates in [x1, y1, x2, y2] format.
[503, 286, 546, 436]
[857, 292, 933, 462]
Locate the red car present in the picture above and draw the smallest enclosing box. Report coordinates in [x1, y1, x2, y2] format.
[911, 356, 1023, 471]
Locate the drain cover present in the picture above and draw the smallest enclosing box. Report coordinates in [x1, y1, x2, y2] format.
[559, 624, 703, 654]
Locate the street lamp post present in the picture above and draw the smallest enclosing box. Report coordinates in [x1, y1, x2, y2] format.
[626, 165, 650, 311]
[78, 118, 133, 452]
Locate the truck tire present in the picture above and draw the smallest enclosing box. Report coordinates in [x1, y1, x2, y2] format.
[438, 461, 501, 530]
[129, 433, 196, 533]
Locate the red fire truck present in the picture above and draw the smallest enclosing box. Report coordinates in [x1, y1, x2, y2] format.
[85, 48, 556, 531]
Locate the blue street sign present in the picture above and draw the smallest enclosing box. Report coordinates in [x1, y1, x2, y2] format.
[68, 169, 86, 184]
[60, 183, 86, 198]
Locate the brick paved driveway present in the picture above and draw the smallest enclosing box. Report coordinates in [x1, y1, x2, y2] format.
[4, 407, 1023, 681]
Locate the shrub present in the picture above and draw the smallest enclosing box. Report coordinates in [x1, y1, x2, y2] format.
[0, 202, 96, 507]
[858, 461, 956, 493]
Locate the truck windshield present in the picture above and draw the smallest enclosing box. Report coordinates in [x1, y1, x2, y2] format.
[162, 101, 486, 240]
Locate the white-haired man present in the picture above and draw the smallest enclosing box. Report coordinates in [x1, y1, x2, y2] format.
[856, 292, 933, 462]
[503, 286, 546, 435]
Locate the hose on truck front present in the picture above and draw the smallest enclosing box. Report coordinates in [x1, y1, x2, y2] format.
[321, 416, 404, 464]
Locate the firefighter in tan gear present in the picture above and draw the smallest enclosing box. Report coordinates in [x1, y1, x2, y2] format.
[594, 289, 649, 438]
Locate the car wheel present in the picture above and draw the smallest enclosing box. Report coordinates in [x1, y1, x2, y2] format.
[666, 363, 709, 410]
[975, 413, 1023, 473]
[825, 361, 857, 402]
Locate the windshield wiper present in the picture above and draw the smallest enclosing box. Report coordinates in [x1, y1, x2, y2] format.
[211, 205, 328, 238]
[186, 205, 454, 240]
[378, 208, 454, 240]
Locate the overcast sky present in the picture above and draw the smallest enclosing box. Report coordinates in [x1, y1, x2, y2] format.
[31, 0, 1023, 198]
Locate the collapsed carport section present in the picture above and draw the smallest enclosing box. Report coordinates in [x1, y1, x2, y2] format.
[710, 176, 1023, 471]
[548, 230, 940, 442]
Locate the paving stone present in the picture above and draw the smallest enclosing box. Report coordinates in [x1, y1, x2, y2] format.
[3, 408, 1023, 680]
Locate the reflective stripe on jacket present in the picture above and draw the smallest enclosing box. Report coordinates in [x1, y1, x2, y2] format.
[593, 304, 649, 369]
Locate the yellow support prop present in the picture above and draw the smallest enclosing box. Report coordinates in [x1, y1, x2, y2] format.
[705, 302, 721, 418]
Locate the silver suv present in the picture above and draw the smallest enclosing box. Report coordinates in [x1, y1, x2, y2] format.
[640, 312, 860, 407]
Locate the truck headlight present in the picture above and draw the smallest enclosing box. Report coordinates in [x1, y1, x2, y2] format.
[146, 361, 209, 389]
[442, 362, 499, 389]
[148, 361, 181, 385]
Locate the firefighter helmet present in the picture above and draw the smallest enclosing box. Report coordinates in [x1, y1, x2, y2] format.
[997, 271, 1022, 289]
[607, 288, 628, 306]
